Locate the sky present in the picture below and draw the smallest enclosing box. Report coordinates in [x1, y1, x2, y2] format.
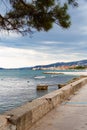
[0, 1, 87, 68]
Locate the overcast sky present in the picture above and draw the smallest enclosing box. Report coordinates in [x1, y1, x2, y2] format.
[0, 1, 87, 68]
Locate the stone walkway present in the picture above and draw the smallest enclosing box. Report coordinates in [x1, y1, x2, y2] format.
[30, 84, 87, 130]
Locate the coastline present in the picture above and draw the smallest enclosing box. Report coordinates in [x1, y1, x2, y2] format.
[43, 71, 87, 76]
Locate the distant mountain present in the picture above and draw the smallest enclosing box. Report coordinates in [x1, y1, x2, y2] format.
[0, 60, 87, 70]
[0, 68, 4, 70]
[32, 59, 87, 69]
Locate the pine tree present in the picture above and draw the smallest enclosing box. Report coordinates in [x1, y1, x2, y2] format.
[0, 0, 78, 35]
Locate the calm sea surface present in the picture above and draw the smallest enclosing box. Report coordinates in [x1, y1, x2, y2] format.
[0, 69, 85, 113]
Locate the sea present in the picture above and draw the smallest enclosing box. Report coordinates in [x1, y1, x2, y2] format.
[0, 69, 86, 114]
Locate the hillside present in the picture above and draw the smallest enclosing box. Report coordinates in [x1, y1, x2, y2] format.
[32, 59, 87, 69]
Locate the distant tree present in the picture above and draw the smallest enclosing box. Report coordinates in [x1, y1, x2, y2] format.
[74, 66, 86, 70]
[0, 0, 78, 35]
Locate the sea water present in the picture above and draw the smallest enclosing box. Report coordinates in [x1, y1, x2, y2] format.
[0, 69, 85, 113]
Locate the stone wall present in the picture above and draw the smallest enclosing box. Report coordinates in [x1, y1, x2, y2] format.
[0, 77, 87, 130]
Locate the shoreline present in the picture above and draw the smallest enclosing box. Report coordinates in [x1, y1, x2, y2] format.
[43, 71, 87, 76]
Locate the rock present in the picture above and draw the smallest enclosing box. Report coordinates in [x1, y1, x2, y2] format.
[37, 85, 48, 90]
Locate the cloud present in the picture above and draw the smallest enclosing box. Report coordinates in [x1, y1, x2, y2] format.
[0, 30, 21, 40]
[0, 46, 38, 68]
[0, 46, 61, 68]
[0, 44, 86, 68]
[40, 41, 63, 45]
[79, 26, 87, 35]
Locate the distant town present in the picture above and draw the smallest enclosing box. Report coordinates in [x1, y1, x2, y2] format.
[32, 60, 87, 70]
[32, 65, 87, 70]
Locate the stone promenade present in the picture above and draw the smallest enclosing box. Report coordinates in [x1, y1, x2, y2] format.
[30, 84, 87, 130]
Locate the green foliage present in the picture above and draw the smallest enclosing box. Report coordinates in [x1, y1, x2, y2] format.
[0, 0, 78, 35]
[74, 66, 86, 70]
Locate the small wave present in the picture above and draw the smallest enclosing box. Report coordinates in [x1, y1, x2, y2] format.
[51, 75, 58, 77]
[34, 76, 46, 79]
